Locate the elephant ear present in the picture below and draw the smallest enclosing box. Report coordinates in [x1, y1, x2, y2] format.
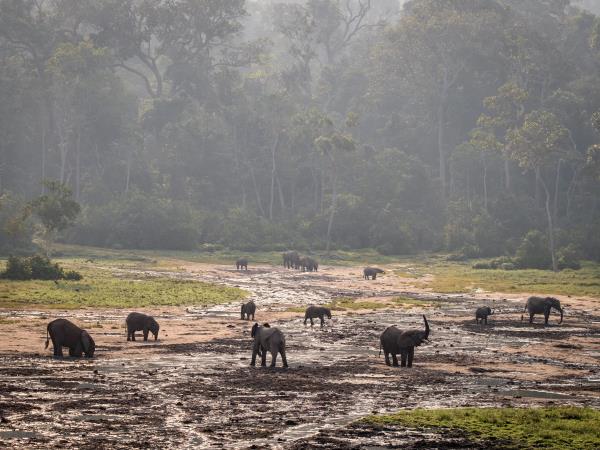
[400, 330, 427, 347]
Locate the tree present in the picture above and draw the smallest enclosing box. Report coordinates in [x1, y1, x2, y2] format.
[30, 180, 80, 254]
[507, 110, 570, 271]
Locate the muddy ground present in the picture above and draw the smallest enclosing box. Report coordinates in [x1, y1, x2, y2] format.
[0, 262, 599, 449]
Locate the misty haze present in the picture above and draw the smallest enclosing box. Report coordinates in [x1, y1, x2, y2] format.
[0, 1, 599, 448]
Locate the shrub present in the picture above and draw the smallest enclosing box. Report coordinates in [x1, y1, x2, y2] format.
[514, 230, 552, 269]
[1, 255, 82, 280]
[557, 244, 581, 270]
[2, 255, 32, 280]
[29, 255, 64, 280]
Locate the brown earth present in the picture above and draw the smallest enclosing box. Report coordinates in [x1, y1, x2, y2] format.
[0, 262, 598, 449]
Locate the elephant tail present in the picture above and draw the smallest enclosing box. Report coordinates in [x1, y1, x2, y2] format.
[44, 325, 50, 349]
[378, 341, 382, 358]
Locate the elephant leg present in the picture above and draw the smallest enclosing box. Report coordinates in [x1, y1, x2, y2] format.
[251, 348, 258, 366]
[280, 350, 288, 368]
[127, 328, 131, 341]
[251, 313, 255, 320]
[304, 317, 307, 325]
[143, 328, 149, 341]
[131, 331, 136, 341]
[400, 353, 407, 367]
[392, 354, 399, 367]
[529, 313, 534, 324]
[261, 350, 267, 367]
[270, 351, 278, 367]
[384, 352, 391, 366]
[310, 318, 314, 326]
[484, 317, 488, 325]
[54, 341, 63, 358]
[544, 311, 550, 325]
[373, 274, 377, 280]
[407, 348, 414, 368]
[320, 316, 324, 327]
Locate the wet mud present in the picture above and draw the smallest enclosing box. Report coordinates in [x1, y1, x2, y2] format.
[0, 264, 599, 449]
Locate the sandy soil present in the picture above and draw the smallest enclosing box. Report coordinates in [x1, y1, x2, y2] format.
[0, 262, 598, 449]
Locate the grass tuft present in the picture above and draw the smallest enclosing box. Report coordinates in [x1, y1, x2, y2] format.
[363, 407, 600, 450]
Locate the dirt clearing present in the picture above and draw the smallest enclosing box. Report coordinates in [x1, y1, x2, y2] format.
[0, 263, 598, 448]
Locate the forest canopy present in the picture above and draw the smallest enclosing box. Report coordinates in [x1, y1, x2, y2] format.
[1, 0, 600, 267]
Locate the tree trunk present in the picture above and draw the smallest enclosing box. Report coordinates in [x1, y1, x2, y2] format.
[269, 133, 281, 221]
[539, 175, 557, 272]
[534, 167, 541, 206]
[249, 165, 266, 217]
[437, 101, 446, 198]
[483, 161, 488, 213]
[75, 130, 81, 200]
[41, 112, 47, 194]
[553, 159, 562, 224]
[504, 158, 511, 192]
[325, 160, 338, 254]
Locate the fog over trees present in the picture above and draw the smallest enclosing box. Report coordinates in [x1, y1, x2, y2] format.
[1, 0, 600, 267]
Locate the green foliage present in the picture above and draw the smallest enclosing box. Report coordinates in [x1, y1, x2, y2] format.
[514, 230, 552, 269]
[557, 244, 582, 270]
[0, 255, 81, 281]
[0, 258, 246, 309]
[363, 407, 600, 450]
[0, 193, 36, 255]
[30, 181, 81, 235]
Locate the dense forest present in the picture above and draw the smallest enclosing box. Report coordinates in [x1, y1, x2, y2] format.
[1, 0, 600, 268]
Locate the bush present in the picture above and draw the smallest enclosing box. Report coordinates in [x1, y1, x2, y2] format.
[2, 255, 32, 280]
[1, 255, 82, 280]
[514, 230, 552, 269]
[63, 270, 83, 281]
[447, 245, 481, 261]
[557, 244, 581, 270]
[29, 255, 64, 280]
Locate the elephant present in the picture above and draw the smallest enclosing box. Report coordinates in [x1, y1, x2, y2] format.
[241, 300, 256, 320]
[379, 315, 430, 368]
[126, 312, 160, 341]
[45, 319, 95, 358]
[363, 267, 384, 280]
[301, 256, 318, 272]
[236, 258, 248, 270]
[283, 251, 300, 269]
[304, 305, 332, 327]
[521, 296, 563, 325]
[475, 306, 494, 325]
[250, 323, 288, 368]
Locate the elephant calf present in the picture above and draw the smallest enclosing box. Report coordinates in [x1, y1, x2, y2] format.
[522, 296, 563, 325]
[304, 305, 331, 327]
[236, 258, 248, 270]
[379, 315, 429, 368]
[363, 267, 384, 280]
[45, 319, 95, 358]
[300, 256, 318, 272]
[126, 312, 160, 341]
[251, 323, 288, 368]
[475, 306, 493, 325]
[241, 300, 256, 320]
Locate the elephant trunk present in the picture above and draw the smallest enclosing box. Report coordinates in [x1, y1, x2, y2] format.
[423, 315, 429, 340]
[558, 307, 563, 324]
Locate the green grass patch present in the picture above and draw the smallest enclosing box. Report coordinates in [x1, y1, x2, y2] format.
[0, 260, 247, 309]
[409, 257, 600, 298]
[363, 407, 600, 450]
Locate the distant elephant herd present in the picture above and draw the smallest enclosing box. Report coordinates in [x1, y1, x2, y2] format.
[43, 255, 566, 369]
